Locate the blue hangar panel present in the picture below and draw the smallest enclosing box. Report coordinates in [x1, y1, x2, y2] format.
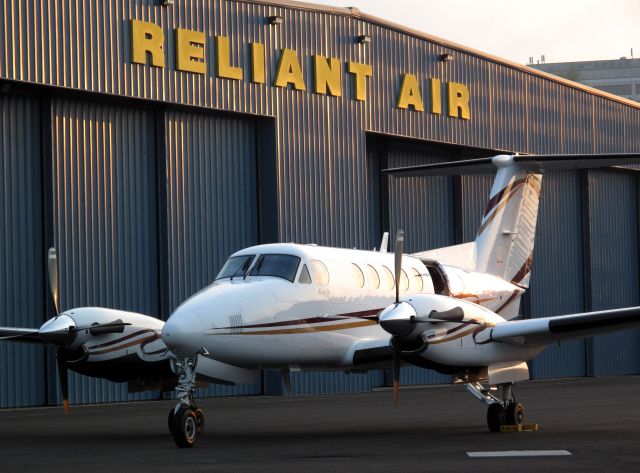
[588, 170, 640, 375]
[0, 95, 45, 408]
[163, 109, 261, 397]
[529, 171, 586, 378]
[50, 99, 160, 404]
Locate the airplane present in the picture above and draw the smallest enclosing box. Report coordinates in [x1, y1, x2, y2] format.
[3, 152, 640, 449]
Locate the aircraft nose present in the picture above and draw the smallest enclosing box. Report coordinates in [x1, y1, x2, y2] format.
[161, 308, 204, 356]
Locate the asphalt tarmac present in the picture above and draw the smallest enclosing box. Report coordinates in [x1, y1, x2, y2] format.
[1, 376, 639, 472]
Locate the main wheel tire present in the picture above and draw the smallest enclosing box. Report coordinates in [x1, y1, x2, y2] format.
[487, 403, 506, 432]
[194, 408, 205, 435]
[506, 402, 525, 426]
[172, 408, 198, 448]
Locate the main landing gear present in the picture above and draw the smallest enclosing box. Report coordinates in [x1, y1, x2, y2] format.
[168, 356, 205, 448]
[466, 382, 525, 432]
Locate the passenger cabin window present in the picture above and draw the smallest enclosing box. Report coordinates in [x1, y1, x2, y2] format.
[309, 260, 330, 286]
[352, 263, 365, 288]
[365, 264, 380, 289]
[299, 264, 312, 284]
[249, 254, 301, 282]
[381, 265, 394, 289]
[411, 268, 424, 292]
[215, 255, 255, 280]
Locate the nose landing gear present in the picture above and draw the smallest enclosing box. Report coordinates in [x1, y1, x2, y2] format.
[169, 356, 204, 448]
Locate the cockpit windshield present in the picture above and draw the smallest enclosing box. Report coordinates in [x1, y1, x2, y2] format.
[248, 254, 300, 282]
[215, 255, 255, 280]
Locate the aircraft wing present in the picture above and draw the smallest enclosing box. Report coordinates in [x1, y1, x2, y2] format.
[0, 327, 44, 343]
[483, 307, 640, 347]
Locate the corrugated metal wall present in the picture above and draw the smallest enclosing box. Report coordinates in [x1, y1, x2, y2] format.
[1, 0, 640, 405]
[588, 170, 640, 375]
[529, 171, 586, 378]
[0, 94, 45, 407]
[289, 370, 383, 396]
[164, 109, 261, 396]
[387, 141, 454, 253]
[51, 99, 160, 403]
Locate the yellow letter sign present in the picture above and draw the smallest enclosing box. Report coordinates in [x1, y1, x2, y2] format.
[347, 62, 373, 102]
[131, 20, 165, 67]
[447, 82, 471, 119]
[176, 28, 206, 74]
[274, 49, 306, 91]
[396, 74, 424, 111]
[216, 36, 243, 80]
[314, 55, 342, 97]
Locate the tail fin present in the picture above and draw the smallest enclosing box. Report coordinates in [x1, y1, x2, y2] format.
[384, 152, 640, 288]
[475, 160, 541, 287]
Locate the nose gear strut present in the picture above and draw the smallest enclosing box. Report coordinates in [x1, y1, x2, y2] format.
[168, 356, 205, 447]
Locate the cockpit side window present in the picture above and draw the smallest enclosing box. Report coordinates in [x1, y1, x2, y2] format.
[298, 264, 312, 284]
[215, 255, 255, 280]
[249, 254, 301, 282]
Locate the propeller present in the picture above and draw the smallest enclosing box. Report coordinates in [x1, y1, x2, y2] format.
[56, 348, 70, 413]
[392, 230, 404, 405]
[45, 247, 71, 412]
[48, 248, 59, 314]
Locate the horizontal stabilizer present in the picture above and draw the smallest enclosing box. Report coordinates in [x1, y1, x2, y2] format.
[383, 153, 640, 177]
[479, 307, 640, 347]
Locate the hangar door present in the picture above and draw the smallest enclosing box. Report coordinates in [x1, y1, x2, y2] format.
[589, 170, 640, 375]
[164, 110, 260, 396]
[51, 99, 159, 404]
[0, 95, 45, 408]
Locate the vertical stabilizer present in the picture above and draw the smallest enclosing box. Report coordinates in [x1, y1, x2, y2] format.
[475, 156, 542, 289]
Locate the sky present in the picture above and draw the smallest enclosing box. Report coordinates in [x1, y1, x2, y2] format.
[317, 0, 639, 64]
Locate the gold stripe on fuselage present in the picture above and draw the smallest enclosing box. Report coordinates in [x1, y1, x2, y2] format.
[223, 319, 378, 335]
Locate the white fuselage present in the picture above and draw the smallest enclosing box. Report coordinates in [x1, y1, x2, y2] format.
[161, 243, 541, 374]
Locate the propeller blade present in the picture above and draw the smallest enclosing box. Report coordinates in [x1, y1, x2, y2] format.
[392, 338, 401, 407]
[56, 348, 69, 414]
[48, 247, 59, 314]
[394, 230, 404, 304]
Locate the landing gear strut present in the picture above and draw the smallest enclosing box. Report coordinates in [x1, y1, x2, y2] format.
[485, 383, 525, 432]
[168, 356, 204, 448]
[465, 382, 525, 432]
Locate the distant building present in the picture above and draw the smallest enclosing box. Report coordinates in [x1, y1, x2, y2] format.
[530, 58, 640, 101]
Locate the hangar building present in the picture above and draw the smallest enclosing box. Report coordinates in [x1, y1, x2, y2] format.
[1, 0, 640, 408]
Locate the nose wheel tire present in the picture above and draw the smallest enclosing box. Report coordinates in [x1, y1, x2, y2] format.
[169, 405, 204, 448]
[171, 407, 199, 448]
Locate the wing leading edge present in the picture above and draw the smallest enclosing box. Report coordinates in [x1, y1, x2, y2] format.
[480, 307, 640, 347]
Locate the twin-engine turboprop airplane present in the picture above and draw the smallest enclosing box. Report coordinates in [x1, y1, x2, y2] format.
[159, 153, 640, 446]
[2, 152, 640, 448]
